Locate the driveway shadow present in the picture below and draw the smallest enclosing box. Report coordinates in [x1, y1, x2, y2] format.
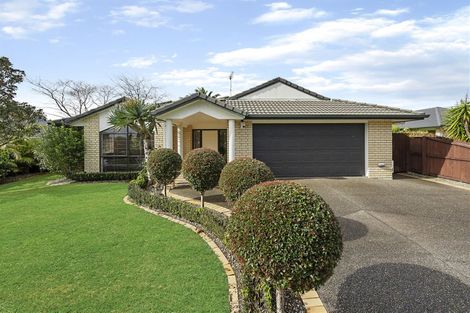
[336, 263, 470, 313]
[337, 217, 368, 242]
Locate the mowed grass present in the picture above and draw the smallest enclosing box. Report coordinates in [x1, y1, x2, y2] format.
[0, 175, 229, 313]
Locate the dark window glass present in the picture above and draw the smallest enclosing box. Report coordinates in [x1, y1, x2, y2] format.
[218, 130, 227, 156]
[193, 130, 202, 149]
[100, 126, 153, 172]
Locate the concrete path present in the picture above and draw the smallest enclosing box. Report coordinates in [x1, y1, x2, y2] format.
[296, 175, 470, 313]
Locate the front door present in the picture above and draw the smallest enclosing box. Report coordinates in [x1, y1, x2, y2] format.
[193, 129, 227, 157]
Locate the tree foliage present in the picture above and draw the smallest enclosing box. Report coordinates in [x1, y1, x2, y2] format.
[182, 148, 225, 207]
[108, 99, 161, 178]
[35, 125, 84, 176]
[147, 148, 182, 195]
[445, 97, 470, 142]
[195, 87, 220, 98]
[227, 181, 342, 311]
[0, 57, 44, 146]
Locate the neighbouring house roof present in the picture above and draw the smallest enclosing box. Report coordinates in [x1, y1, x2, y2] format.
[398, 107, 448, 129]
[152, 93, 245, 117]
[229, 77, 331, 100]
[56, 97, 128, 124]
[226, 99, 427, 120]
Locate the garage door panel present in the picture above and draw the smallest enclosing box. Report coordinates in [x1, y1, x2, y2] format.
[253, 124, 365, 177]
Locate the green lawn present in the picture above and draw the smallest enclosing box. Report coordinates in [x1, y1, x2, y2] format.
[0, 175, 229, 313]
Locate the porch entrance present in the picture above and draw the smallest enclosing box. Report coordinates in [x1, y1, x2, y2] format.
[192, 129, 227, 157]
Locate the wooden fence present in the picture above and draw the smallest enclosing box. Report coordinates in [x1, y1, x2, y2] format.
[393, 134, 470, 183]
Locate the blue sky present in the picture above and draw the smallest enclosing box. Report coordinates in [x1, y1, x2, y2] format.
[1, 0, 469, 118]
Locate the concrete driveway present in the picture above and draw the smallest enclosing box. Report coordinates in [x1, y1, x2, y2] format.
[295, 175, 470, 313]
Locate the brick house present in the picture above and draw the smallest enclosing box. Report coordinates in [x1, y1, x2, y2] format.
[63, 77, 426, 179]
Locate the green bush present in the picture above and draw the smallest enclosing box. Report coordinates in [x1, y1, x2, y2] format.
[147, 148, 182, 195]
[226, 181, 342, 299]
[182, 148, 225, 207]
[35, 125, 84, 176]
[131, 168, 149, 189]
[219, 158, 274, 202]
[127, 182, 227, 240]
[0, 149, 18, 178]
[69, 171, 139, 182]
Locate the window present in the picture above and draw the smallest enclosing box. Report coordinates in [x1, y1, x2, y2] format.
[100, 127, 153, 172]
[192, 129, 227, 158]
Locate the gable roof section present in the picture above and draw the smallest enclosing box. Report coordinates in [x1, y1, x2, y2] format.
[230, 77, 330, 100]
[399, 107, 448, 128]
[58, 97, 128, 124]
[227, 99, 427, 120]
[152, 93, 245, 117]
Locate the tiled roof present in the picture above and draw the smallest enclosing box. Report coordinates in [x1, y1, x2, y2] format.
[398, 107, 448, 128]
[227, 99, 427, 119]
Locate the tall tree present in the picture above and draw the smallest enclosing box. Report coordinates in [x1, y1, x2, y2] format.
[445, 96, 470, 142]
[108, 99, 160, 179]
[0, 57, 44, 147]
[114, 75, 166, 103]
[29, 79, 100, 117]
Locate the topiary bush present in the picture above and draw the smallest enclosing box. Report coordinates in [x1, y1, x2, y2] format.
[226, 181, 343, 312]
[182, 148, 225, 207]
[147, 148, 182, 196]
[219, 158, 274, 202]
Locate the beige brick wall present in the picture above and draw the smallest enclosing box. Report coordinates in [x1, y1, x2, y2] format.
[183, 126, 192, 159]
[235, 121, 253, 158]
[367, 121, 393, 179]
[82, 114, 100, 172]
[154, 123, 164, 149]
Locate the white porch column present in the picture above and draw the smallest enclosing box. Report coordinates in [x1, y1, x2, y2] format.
[177, 126, 183, 156]
[165, 119, 173, 149]
[228, 119, 236, 162]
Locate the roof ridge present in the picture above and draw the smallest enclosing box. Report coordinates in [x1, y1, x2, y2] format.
[229, 77, 330, 100]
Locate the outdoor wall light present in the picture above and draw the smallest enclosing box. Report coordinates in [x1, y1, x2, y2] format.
[240, 121, 246, 129]
[378, 163, 385, 168]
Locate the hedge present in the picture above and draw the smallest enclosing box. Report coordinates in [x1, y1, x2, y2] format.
[127, 182, 227, 240]
[68, 171, 139, 182]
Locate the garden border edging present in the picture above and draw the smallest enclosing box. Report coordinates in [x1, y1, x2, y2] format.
[123, 195, 240, 313]
[166, 189, 328, 313]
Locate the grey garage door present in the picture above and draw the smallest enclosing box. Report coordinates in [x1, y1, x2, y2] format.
[253, 124, 365, 177]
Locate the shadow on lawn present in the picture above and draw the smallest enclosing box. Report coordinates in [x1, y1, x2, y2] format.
[336, 263, 470, 313]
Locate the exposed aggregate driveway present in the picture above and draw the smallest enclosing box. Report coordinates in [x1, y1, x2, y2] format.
[295, 175, 470, 313]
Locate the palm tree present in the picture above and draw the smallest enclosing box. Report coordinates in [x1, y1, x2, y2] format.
[195, 87, 220, 98]
[445, 96, 470, 142]
[108, 99, 159, 178]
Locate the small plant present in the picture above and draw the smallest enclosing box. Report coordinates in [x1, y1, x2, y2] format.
[445, 96, 470, 142]
[147, 148, 182, 196]
[219, 158, 274, 202]
[68, 171, 139, 181]
[182, 148, 225, 207]
[226, 181, 343, 312]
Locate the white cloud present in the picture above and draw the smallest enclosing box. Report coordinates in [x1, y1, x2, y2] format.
[210, 17, 391, 66]
[291, 6, 470, 108]
[115, 56, 159, 69]
[371, 20, 416, 38]
[254, 2, 326, 24]
[374, 8, 409, 16]
[110, 6, 167, 28]
[0, 0, 78, 38]
[116, 54, 177, 68]
[155, 67, 263, 96]
[164, 0, 213, 13]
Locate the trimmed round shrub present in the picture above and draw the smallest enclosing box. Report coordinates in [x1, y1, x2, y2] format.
[147, 148, 182, 195]
[226, 181, 342, 293]
[182, 148, 225, 207]
[219, 158, 274, 202]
